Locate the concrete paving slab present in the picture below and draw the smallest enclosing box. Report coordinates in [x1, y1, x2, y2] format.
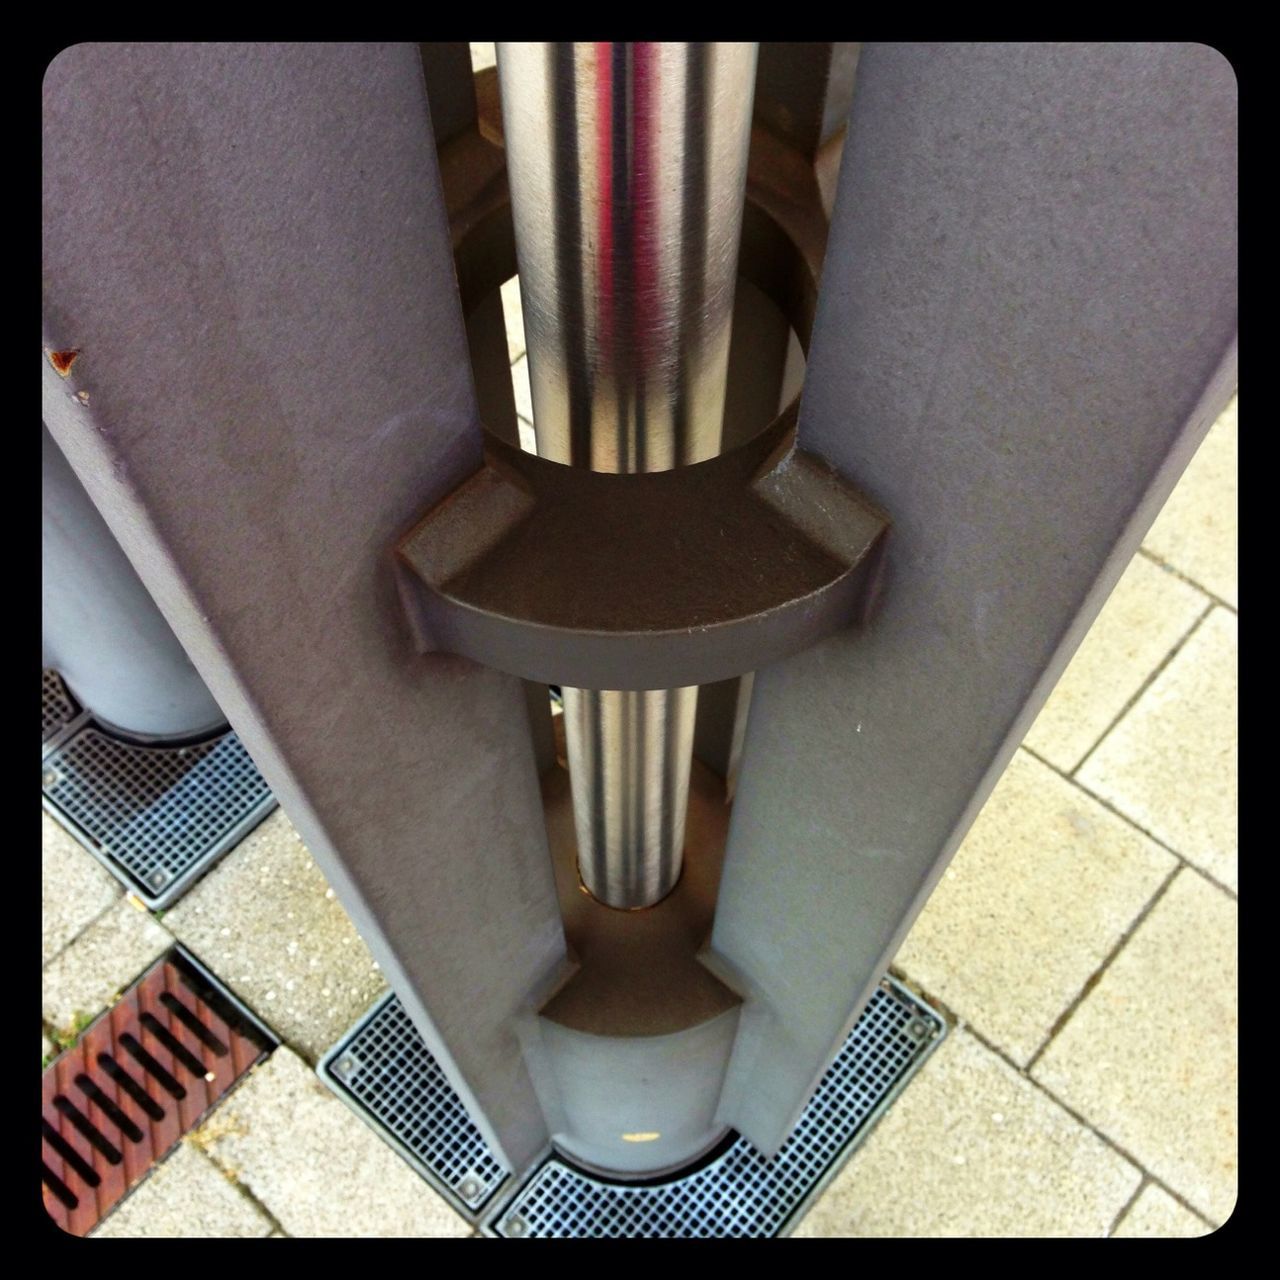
[164, 811, 388, 1063]
[895, 751, 1173, 1064]
[1034, 869, 1237, 1225]
[195, 1047, 472, 1237]
[1143, 395, 1237, 607]
[42, 897, 173, 1036]
[94, 1140, 274, 1238]
[1023, 554, 1207, 772]
[1079, 608, 1237, 891]
[42, 811, 121, 965]
[1111, 1183, 1213, 1238]
[793, 1028, 1140, 1237]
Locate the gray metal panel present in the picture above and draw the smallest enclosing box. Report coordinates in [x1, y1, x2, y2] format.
[710, 42, 1237, 1154]
[42, 42, 567, 1172]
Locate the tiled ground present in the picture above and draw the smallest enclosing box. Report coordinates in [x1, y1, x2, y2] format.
[42, 43, 1235, 1236]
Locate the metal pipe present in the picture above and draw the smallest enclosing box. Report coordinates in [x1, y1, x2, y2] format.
[42, 423, 226, 741]
[498, 42, 756, 908]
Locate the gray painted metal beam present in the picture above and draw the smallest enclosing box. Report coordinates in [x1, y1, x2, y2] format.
[42, 42, 567, 1172]
[709, 41, 1237, 1155]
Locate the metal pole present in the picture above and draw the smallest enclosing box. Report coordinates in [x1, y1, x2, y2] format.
[498, 41, 757, 908]
[42, 422, 225, 741]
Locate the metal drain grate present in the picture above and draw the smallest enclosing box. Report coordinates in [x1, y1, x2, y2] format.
[41, 946, 277, 1235]
[487, 978, 945, 1238]
[319, 995, 509, 1218]
[42, 668, 87, 754]
[42, 723, 277, 909]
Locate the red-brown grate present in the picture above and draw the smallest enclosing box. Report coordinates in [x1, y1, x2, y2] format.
[41, 947, 275, 1235]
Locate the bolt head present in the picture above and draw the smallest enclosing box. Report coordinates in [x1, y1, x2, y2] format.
[506, 1215, 527, 1237]
[42, 767, 60, 789]
[459, 1178, 480, 1201]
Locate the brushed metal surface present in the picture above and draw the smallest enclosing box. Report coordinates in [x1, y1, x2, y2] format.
[561, 686, 699, 909]
[498, 42, 756, 908]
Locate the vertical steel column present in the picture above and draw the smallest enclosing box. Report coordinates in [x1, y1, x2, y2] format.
[498, 41, 757, 908]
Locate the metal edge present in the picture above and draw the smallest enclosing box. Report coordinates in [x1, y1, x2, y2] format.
[314, 990, 513, 1223]
[475, 1145, 558, 1237]
[42, 708, 92, 761]
[168, 941, 281, 1051]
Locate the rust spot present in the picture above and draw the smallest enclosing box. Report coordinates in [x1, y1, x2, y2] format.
[47, 348, 81, 377]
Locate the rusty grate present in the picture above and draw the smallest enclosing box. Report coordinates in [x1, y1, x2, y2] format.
[41, 946, 276, 1235]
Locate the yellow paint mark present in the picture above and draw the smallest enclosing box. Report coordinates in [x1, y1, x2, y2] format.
[621, 1132, 661, 1143]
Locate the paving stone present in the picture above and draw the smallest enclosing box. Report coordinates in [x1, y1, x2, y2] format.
[164, 810, 388, 1062]
[501, 275, 526, 361]
[1034, 869, 1236, 1225]
[195, 1047, 471, 1238]
[1023, 554, 1207, 772]
[511, 352, 534, 427]
[1112, 1184, 1213, 1238]
[793, 1028, 1140, 1237]
[895, 751, 1173, 1064]
[94, 1141, 274, 1238]
[1143, 395, 1237, 607]
[42, 897, 173, 1036]
[1078, 608, 1237, 891]
[42, 811, 121, 964]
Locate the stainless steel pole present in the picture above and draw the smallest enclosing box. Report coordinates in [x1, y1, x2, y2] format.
[498, 42, 756, 908]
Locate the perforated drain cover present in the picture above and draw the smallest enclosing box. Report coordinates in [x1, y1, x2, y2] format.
[42, 713, 277, 910]
[323, 977, 943, 1236]
[488, 979, 944, 1237]
[41, 947, 276, 1235]
[318, 995, 509, 1217]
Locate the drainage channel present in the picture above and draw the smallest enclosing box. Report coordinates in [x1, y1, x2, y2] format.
[41, 669, 277, 910]
[322, 977, 946, 1238]
[41, 945, 277, 1236]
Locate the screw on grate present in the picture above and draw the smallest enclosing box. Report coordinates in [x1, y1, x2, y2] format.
[485, 980, 945, 1238]
[41, 946, 276, 1235]
[41, 708, 276, 909]
[320, 994, 509, 1220]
